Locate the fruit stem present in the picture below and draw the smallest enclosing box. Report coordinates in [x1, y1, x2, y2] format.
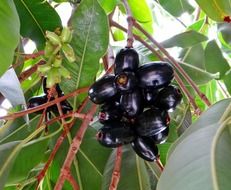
[54, 104, 97, 190]
[109, 20, 201, 113]
[122, 0, 134, 48]
[36, 98, 89, 189]
[155, 158, 164, 172]
[0, 87, 89, 120]
[19, 60, 46, 82]
[109, 146, 123, 190]
[132, 20, 211, 107]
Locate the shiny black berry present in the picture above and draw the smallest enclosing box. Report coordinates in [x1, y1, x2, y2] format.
[28, 95, 47, 113]
[88, 75, 117, 104]
[115, 72, 137, 93]
[114, 48, 139, 74]
[131, 136, 159, 161]
[96, 121, 135, 148]
[120, 89, 143, 118]
[155, 85, 182, 111]
[151, 126, 169, 144]
[135, 108, 170, 136]
[98, 102, 122, 124]
[137, 62, 174, 89]
[143, 88, 159, 106]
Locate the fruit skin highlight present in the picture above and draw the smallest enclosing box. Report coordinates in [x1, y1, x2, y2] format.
[114, 48, 139, 75]
[88, 75, 118, 104]
[97, 121, 135, 148]
[131, 136, 159, 162]
[137, 62, 174, 89]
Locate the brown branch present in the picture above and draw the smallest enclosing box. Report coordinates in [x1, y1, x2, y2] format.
[23, 50, 45, 60]
[155, 158, 164, 172]
[0, 87, 89, 120]
[132, 20, 211, 107]
[19, 60, 46, 82]
[54, 104, 97, 190]
[121, 0, 134, 48]
[109, 146, 123, 190]
[36, 98, 89, 188]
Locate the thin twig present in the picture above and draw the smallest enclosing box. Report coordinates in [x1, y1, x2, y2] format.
[122, 0, 134, 47]
[0, 87, 89, 120]
[155, 158, 164, 172]
[54, 104, 97, 190]
[132, 20, 211, 107]
[36, 98, 89, 188]
[109, 146, 123, 190]
[19, 60, 46, 82]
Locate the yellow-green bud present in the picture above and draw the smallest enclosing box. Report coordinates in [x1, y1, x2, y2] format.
[46, 31, 61, 46]
[37, 64, 51, 74]
[44, 41, 54, 58]
[60, 66, 71, 79]
[47, 68, 61, 88]
[53, 54, 63, 67]
[62, 44, 76, 63]
[60, 27, 73, 43]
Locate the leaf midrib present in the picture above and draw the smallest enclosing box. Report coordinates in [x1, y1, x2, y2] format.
[73, 0, 95, 109]
[19, 0, 45, 37]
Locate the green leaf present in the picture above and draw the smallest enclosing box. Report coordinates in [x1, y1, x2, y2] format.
[0, 68, 26, 107]
[102, 146, 154, 190]
[0, 141, 21, 190]
[0, 0, 20, 77]
[161, 30, 208, 48]
[205, 40, 230, 78]
[127, 0, 153, 35]
[157, 113, 231, 190]
[127, 0, 152, 23]
[98, 0, 117, 14]
[168, 98, 231, 157]
[76, 127, 111, 190]
[60, 0, 109, 106]
[223, 70, 231, 95]
[177, 61, 218, 85]
[218, 23, 231, 46]
[195, 0, 231, 21]
[113, 29, 126, 41]
[13, 0, 62, 49]
[180, 44, 205, 69]
[188, 19, 205, 32]
[159, 0, 194, 17]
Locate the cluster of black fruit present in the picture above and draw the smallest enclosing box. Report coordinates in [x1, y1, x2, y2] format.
[28, 78, 73, 115]
[88, 48, 182, 162]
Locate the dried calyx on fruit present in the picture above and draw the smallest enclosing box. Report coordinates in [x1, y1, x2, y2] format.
[27, 78, 72, 115]
[88, 47, 182, 161]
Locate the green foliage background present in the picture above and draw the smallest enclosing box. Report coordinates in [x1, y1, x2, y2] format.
[0, 0, 231, 189]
